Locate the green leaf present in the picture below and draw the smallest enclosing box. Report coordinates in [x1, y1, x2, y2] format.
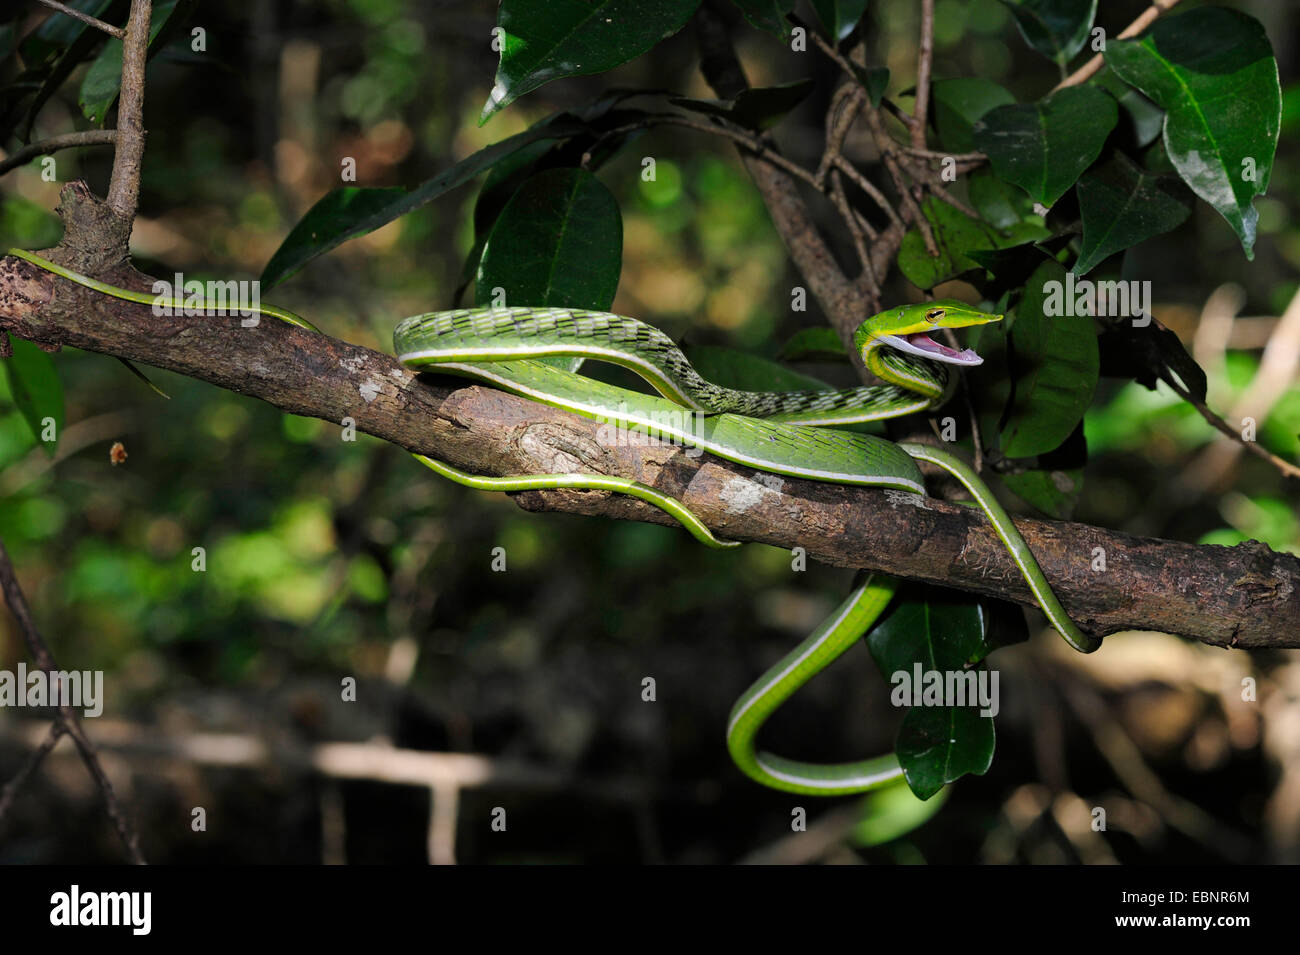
[1074, 152, 1192, 276]
[1097, 320, 1207, 403]
[477, 168, 623, 310]
[682, 344, 835, 393]
[481, 0, 700, 123]
[1106, 7, 1280, 260]
[850, 783, 949, 848]
[776, 326, 849, 362]
[1092, 68, 1163, 149]
[1001, 467, 1082, 519]
[867, 592, 997, 800]
[261, 116, 587, 288]
[973, 85, 1117, 207]
[812, 0, 869, 41]
[1000, 259, 1099, 457]
[78, 0, 183, 125]
[999, 0, 1097, 66]
[730, 0, 796, 37]
[869, 593, 990, 676]
[849, 64, 890, 109]
[968, 168, 1047, 233]
[931, 78, 1014, 154]
[2, 335, 63, 456]
[17, 0, 114, 139]
[898, 197, 1002, 290]
[896, 705, 995, 800]
[671, 79, 815, 131]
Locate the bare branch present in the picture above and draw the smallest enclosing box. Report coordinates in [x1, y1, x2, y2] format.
[0, 723, 63, 826]
[693, 5, 869, 352]
[606, 114, 820, 188]
[32, 0, 124, 38]
[105, 0, 152, 223]
[0, 130, 118, 177]
[912, 0, 935, 149]
[1162, 372, 1300, 482]
[2, 216, 1297, 648]
[0, 534, 146, 863]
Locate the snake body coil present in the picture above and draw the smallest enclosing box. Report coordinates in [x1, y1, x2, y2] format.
[8, 245, 1097, 799]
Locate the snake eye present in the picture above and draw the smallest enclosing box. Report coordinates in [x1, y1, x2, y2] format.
[925, 308, 945, 324]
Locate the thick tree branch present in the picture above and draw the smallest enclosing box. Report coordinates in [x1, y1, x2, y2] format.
[1, 191, 1296, 650]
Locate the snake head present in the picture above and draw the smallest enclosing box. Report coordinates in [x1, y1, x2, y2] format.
[854, 300, 1003, 367]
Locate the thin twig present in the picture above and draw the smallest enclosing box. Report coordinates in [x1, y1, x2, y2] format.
[0, 722, 64, 826]
[828, 168, 878, 296]
[903, 146, 985, 163]
[832, 155, 902, 228]
[0, 130, 118, 177]
[0, 535, 146, 862]
[912, 0, 934, 149]
[606, 114, 819, 188]
[106, 0, 152, 222]
[815, 81, 863, 188]
[1054, 0, 1185, 92]
[1162, 373, 1300, 482]
[33, 0, 124, 38]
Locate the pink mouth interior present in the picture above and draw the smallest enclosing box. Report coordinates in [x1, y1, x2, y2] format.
[905, 333, 979, 363]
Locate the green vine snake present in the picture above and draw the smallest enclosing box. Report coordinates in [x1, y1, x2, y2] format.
[7, 246, 1099, 799]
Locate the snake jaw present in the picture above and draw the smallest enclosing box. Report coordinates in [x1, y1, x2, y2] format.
[877, 333, 984, 366]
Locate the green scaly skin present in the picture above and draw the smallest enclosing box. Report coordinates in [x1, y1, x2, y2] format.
[7, 246, 1099, 800]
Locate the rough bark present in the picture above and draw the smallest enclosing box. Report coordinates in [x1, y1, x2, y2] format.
[1, 186, 1296, 650]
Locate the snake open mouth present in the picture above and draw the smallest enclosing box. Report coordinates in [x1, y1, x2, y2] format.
[878, 333, 983, 366]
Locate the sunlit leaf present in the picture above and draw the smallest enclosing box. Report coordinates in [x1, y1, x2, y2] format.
[481, 0, 700, 123]
[1107, 6, 1280, 259]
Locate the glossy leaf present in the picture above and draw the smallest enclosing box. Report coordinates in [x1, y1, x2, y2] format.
[1106, 6, 1280, 259]
[477, 168, 623, 310]
[79, 0, 185, 125]
[973, 85, 1117, 207]
[1074, 152, 1192, 276]
[896, 705, 995, 800]
[868, 592, 997, 800]
[999, 0, 1096, 65]
[1093, 68, 1163, 149]
[931, 78, 1014, 154]
[731, 0, 796, 37]
[261, 116, 587, 288]
[1000, 259, 1099, 457]
[480, 0, 700, 123]
[898, 197, 1001, 290]
[682, 344, 834, 393]
[812, 0, 869, 41]
[2, 335, 63, 456]
[671, 79, 815, 131]
[777, 327, 849, 362]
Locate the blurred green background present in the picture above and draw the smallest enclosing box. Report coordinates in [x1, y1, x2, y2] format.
[0, 0, 1297, 863]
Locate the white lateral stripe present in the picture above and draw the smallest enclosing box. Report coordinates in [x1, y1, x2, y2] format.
[725, 588, 867, 738]
[415, 362, 927, 494]
[754, 754, 903, 790]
